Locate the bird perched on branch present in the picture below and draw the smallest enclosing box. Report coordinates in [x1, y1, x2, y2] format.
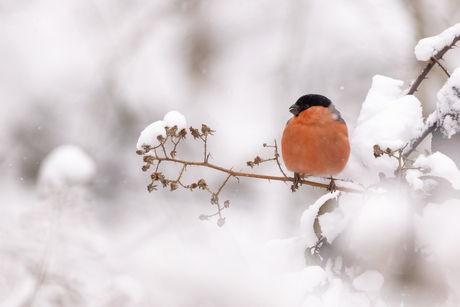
[281, 94, 350, 192]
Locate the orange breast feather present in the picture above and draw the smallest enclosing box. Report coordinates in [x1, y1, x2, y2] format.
[281, 106, 350, 176]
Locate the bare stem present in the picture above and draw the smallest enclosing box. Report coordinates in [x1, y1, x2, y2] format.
[408, 36, 459, 95]
[155, 157, 363, 194]
[431, 56, 451, 78]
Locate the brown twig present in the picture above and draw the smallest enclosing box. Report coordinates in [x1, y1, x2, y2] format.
[408, 36, 460, 95]
[403, 35, 459, 158]
[431, 56, 451, 78]
[152, 157, 363, 194]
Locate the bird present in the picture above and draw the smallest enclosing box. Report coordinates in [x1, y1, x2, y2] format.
[281, 94, 350, 192]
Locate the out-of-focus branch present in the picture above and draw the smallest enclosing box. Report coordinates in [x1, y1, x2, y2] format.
[404, 35, 460, 158]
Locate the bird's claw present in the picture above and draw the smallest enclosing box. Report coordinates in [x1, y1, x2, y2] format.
[327, 177, 336, 193]
[291, 172, 302, 192]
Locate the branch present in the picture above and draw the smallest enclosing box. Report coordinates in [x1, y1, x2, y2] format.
[151, 157, 364, 194]
[404, 34, 460, 157]
[403, 123, 437, 158]
[407, 36, 460, 95]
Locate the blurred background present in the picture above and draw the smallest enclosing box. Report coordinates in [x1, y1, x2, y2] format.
[1, 0, 459, 306]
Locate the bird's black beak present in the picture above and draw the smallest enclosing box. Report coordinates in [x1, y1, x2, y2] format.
[289, 104, 301, 116]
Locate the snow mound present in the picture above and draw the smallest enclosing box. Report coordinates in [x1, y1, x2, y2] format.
[435, 67, 460, 138]
[38, 145, 96, 193]
[136, 111, 186, 150]
[414, 23, 460, 61]
[410, 152, 460, 190]
[348, 75, 424, 184]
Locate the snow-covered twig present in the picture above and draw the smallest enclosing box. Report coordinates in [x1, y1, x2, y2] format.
[404, 25, 460, 158]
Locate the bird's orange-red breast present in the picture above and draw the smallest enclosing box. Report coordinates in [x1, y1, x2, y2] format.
[281, 94, 350, 177]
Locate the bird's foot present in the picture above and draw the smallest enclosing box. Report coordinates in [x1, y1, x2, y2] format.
[291, 173, 302, 192]
[327, 177, 337, 193]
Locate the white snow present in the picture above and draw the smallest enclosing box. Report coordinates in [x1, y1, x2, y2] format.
[346, 193, 409, 263]
[416, 199, 460, 270]
[136, 120, 166, 150]
[163, 110, 187, 130]
[317, 193, 363, 244]
[352, 270, 384, 292]
[136, 111, 186, 151]
[414, 23, 460, 61]
[37, 144, 96, 193]
[300, 191, 340, 247]
[435, 67, 460, 138]
[346, 75, 424, 184]
[412, 151, 460, 189]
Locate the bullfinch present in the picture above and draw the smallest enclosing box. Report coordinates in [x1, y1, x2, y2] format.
[281, 94, 350, 191]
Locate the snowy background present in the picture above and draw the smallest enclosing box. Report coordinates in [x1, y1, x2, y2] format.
[1, 0, 460, 306]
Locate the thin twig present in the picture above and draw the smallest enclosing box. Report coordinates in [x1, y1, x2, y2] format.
[154, 156, 364, 194]
[408, 36, 460, 95]
[273, 140, 289, 179]
[403, 122, 438, 158]
[431, 56, 451, 77]
[404, 35, 459, 157]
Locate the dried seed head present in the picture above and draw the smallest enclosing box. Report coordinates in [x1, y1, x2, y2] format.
[143, 155, 155, 164]
[190, 127, 201, 139]
[211, 193, 219, 205]
[177, 128, 187, 139]
[246, 161, 255, 168]
[157, 135, 166, 143]
[147, 183, 157, 193]
[199, 214, 210, 221]
[384, 147, 394, 157]
[142, 145, 152, 153]
[136, 149, 145, 155]
[224, 200, 230, 208]
[201, 124, 215, 136]
[197, 179, 207, 190]
[170, 150, 177, 158]
[189, 183, 198, 190]
[151, 172, 165, 182]
[373, 144, 383, 158]
[167, 125, 178, 137]
[142, 164, 151, 172]
[217, 218, 226, 227]
[170, 182, 178, 191]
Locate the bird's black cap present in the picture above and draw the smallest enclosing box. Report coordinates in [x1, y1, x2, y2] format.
[289, 94, 332, 116]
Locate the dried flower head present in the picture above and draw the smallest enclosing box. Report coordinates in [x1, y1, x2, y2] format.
[197, 179, 207, 190]
[190, 127, 201, 139]
[201, 124, 215, 137]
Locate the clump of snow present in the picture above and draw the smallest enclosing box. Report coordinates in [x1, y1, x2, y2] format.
[405, 169, 424, 190]
[416, 199, 460, 270]
[300, 191, 340, 247]
[411, 152, 460, 189]
[435, 67, 460, 138]
[414, 23, 460, 61]
[136, 120, 167, 150]
[346, 193, 409, 263]
[37, 145, 96, 193]
[318, 193, 363, 244]
[136, 111, 186, 151]
[163, 111, 187, 130]
[352, 270, 384, 292]
[347, 75, 424, 184]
